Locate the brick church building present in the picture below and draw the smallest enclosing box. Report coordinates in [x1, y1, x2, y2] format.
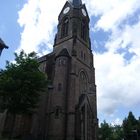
[0, 0, 98, 139]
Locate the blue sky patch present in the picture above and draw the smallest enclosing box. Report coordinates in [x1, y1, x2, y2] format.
[90, 28, 111, 53]
[0, 0, 27, 68]
[116, 44, 136, 61]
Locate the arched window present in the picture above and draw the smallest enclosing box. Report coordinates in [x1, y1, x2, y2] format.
[81, 20, 87, 41]
[61, 18, 69, 38]
[79, 71, 87, 94]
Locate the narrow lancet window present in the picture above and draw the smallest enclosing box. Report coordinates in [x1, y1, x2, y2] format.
[61, 18, 69, 38]
[79, 71, 87, 94]
[81, 20, 87, 41]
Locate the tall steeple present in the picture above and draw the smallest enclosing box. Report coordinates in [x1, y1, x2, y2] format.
[54, 0, 91, 51]
[37, 0, 98, 139]
[68, 0, 82, 7]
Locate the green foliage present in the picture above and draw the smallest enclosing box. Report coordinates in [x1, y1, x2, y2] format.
[99, 112, 140, 140]
[98, 120, 113, 140]
[111, 125, 124, 140]
[138, 117, 140, 138]
[98, 121, 124, 140]
[0, 50, 47, 114]
[123, 112, 139, 140]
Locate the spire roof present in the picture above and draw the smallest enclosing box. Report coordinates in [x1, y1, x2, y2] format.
[0, 38, 8, 49]
[68, 0, 82, 7]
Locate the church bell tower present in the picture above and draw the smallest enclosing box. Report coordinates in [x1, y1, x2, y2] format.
[36, 0, 98, 140]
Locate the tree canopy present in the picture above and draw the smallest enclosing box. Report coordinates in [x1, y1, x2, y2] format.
[123, 112, 139, 140]
[0, 51, 47, 114]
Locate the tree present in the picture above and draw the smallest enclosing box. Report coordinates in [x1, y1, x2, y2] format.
[0, 51, 47, 138]
[112, 125, 124, 140]
[98, 121, 113, 140]
[123, 112, 138, 140]
[137, 117, 140, 139]
[98, 121, 124, 140]
[98, 112, 140, 140]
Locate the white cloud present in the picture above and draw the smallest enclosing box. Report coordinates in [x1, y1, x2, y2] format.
[17, 0, 65, 55]
[84, 0, 140, 31]
[94, 14, 140, 117]
[105, 20, 140, 55]
[17, 0, 140, 121]
[83, 0, 140, 118]
[111, 118, 122, 126]
[95, 49, 140, 114]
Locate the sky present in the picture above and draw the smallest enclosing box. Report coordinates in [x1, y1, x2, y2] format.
[0, 0, 140, 125]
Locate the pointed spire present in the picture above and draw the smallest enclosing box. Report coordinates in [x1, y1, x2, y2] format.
[68, 0, 82, 7]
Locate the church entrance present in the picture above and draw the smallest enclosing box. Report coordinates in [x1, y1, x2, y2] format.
[76, 95, 94, 140]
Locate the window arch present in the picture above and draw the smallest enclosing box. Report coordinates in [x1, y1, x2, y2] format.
[81, 20, 87, 41]
[61, 18, 69, 38]
[79, 71, 87, 94]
